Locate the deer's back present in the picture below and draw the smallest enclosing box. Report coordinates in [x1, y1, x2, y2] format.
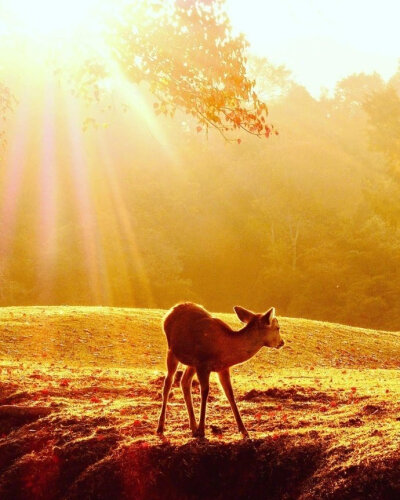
[163, 303, 232, 368]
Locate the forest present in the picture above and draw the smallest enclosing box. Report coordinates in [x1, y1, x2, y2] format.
[1, 43, 400, 331]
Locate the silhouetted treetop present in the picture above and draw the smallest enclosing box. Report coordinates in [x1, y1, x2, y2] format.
[106, 0, 272, 141]
[364, 85, 400, 178]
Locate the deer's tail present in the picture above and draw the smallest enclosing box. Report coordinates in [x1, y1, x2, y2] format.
[163, 309, 174, 348]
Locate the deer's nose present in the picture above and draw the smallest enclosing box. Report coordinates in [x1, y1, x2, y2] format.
[277, 339, 285, 349]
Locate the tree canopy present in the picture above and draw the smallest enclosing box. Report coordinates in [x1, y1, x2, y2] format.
[365, 85, 400, 179]
[39, 0, 272, 142]
[109, 0, 271, 140]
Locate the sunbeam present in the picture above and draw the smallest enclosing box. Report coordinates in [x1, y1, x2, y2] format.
[0, 99, 31, 264]
[37, 82, 57, 301]
[97, 137, 155, 307]
[65, 99, 109, 304]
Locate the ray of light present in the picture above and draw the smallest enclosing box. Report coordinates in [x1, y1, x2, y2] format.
[96, 136, 155, 307]
[111, 66, 184, 172]
[65, 98, 110, 304]
[73, 124, 132, 307]
[0, 97, 31, 265]
[77, 60, 189, 307]
[36, 81, 57, 301]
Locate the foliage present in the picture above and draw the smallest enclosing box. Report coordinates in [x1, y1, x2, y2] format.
[105, 0, 272, 140]
[364, 85, 400, 180]
[247, 55, 293, 102]
[1, 1, 272, 141]
[334, 72, 385, 112]
[362, 78, 400, 235]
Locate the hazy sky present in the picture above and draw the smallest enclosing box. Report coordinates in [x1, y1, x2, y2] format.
[226, 0, 400, 97]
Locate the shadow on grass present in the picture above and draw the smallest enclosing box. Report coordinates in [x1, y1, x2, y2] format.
[67, 435, 324, 500]
[1, 419, 399, 500]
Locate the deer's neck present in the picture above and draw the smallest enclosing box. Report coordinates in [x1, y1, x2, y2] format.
[224, 323, 264, 367]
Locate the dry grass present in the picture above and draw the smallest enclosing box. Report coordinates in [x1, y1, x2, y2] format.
[0, 306, 399, 499]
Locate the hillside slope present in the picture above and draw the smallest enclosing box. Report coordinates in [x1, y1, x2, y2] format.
[1, 305, 399, 370]
[0, 306, 399, 499]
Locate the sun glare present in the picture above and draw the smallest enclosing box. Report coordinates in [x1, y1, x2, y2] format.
[2, 0, 102, 39]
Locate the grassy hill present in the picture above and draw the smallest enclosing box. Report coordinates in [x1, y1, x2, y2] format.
[0, 306, 399, 499]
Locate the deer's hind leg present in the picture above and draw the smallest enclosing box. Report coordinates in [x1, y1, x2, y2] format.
[181, 365, 197, 436]
[157, 349, 179, 434]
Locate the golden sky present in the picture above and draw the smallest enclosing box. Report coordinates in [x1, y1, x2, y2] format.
[227, 0, 400, 97]
[0, 0, 398, 99]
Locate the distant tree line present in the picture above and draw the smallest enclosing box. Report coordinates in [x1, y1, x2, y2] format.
[1, 53, 400, 330]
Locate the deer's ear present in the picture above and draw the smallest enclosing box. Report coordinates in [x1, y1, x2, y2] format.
[234, 306, 255, 324]
[262, 307, 275, 325]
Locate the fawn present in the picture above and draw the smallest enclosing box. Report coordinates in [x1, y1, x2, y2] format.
[157, 302, 284, 438]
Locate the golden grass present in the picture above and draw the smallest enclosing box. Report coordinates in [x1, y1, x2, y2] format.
[1, 305, 399, 369]
[0, 306, 399, 499]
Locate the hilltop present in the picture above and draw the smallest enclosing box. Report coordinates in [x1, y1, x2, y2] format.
[0, 306, 399, 499]
[1, 305, 399, 370]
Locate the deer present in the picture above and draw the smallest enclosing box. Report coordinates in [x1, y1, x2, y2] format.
[157, 302, 284, 438]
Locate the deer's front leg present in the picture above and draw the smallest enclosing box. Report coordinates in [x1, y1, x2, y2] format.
[218, 368, 249, 438]
[195, 366, 210, 438]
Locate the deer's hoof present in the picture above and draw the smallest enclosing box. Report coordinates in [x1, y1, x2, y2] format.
[193, 428, 205, 438]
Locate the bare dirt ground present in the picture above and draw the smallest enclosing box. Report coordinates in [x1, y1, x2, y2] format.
[0, 306, 399, 499]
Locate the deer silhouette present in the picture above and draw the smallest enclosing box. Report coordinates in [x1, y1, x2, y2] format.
[157, 302, 284, 438]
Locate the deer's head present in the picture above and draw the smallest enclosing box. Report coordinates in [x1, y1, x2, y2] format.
[234, 306, 284, 349]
